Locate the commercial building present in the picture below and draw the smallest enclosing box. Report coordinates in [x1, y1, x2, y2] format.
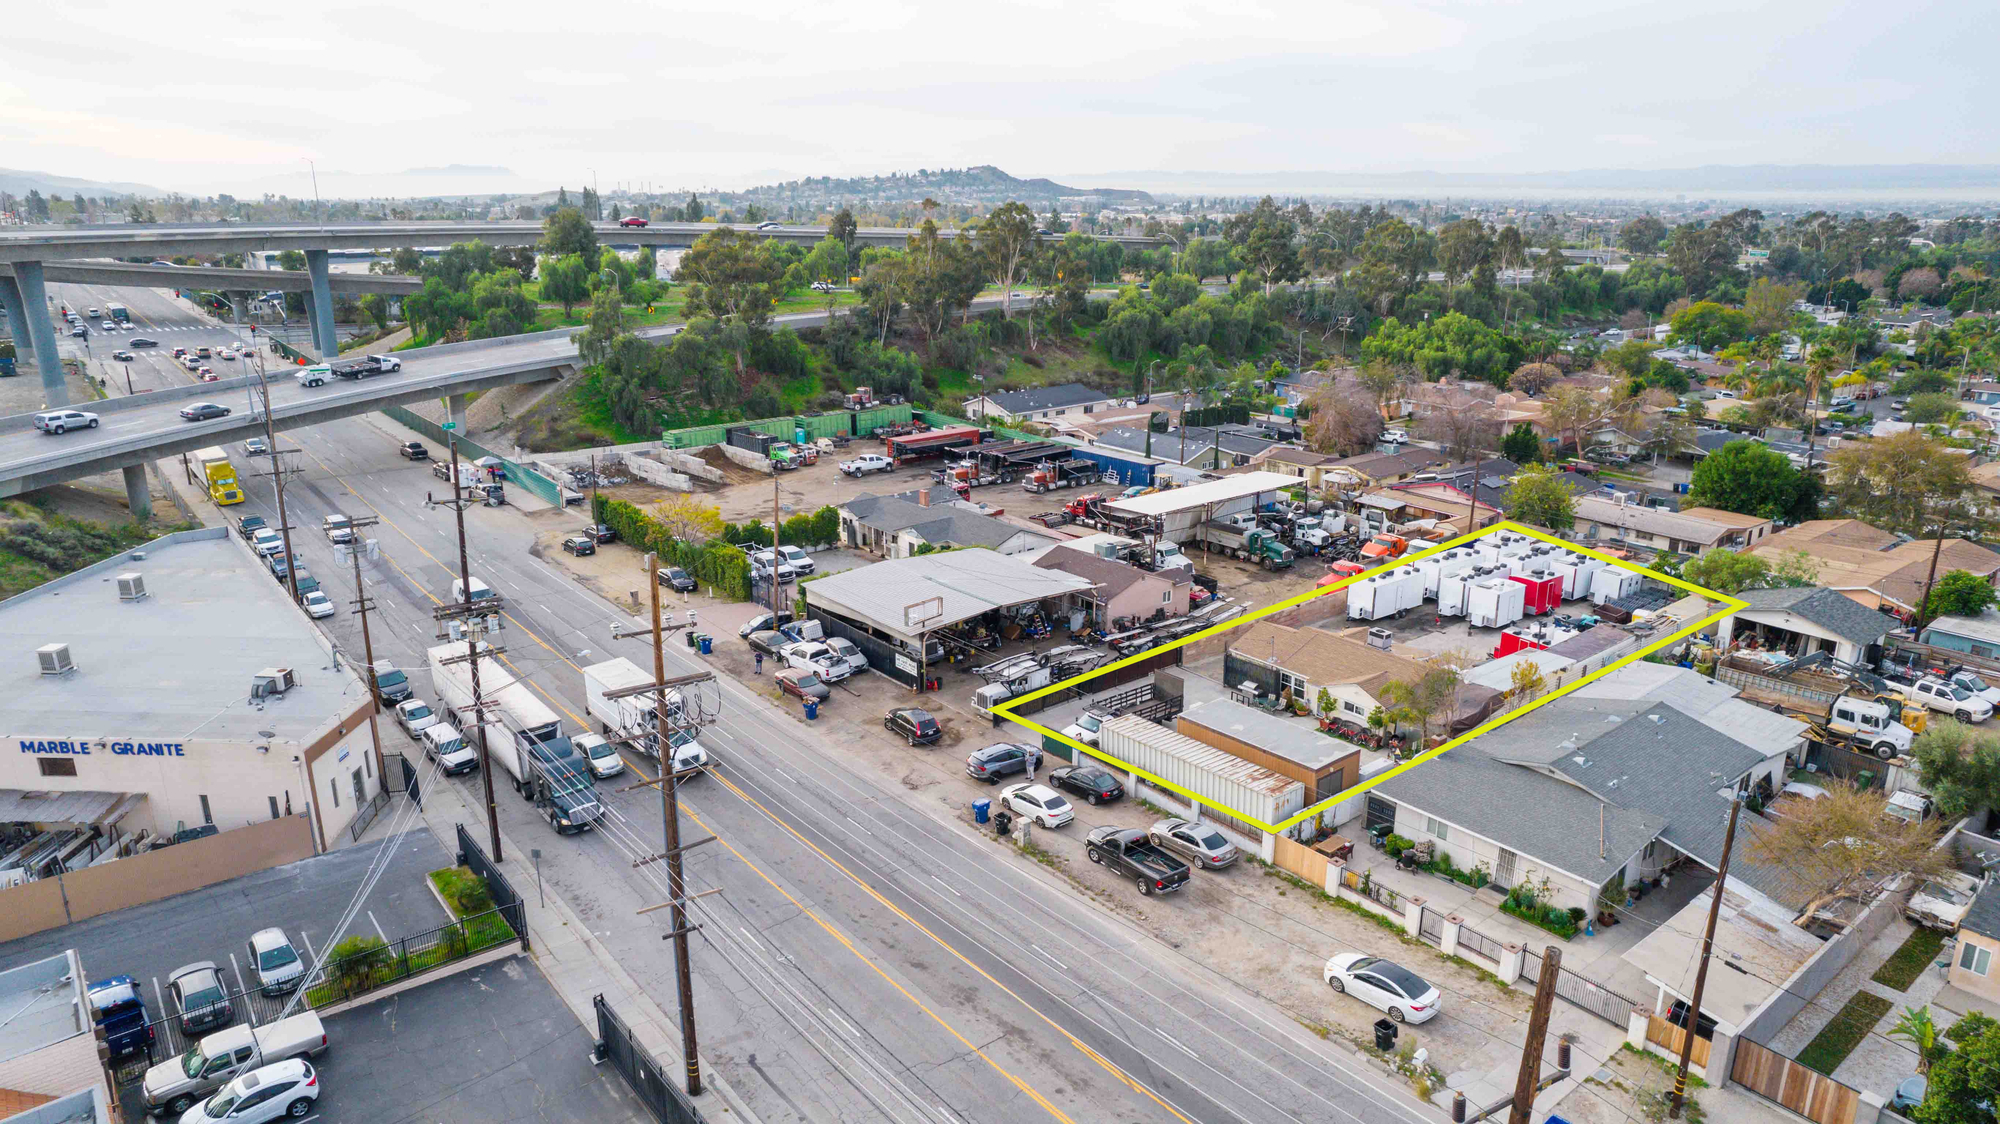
[0, 528, 385, 855]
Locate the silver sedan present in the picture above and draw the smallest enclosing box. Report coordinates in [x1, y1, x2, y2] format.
[1148, 818, 1239, 869]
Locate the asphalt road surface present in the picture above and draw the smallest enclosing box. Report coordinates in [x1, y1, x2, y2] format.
[185, 406, 1433, 1122]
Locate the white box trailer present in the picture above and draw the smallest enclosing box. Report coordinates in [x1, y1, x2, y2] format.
[1473, 530, 1530, 565]
[1347, 566, 1426, 621]
[1413, 548, 1478, 599]
[1591, 566, 1644, 606]
[1468, 577, 1527, 629]
[584, 656, 716, 768]
[1549, 551, 1607, 600]
[581, 658, 709, 775]
[428, 642, 603, 833]
[1097, 716, 1305, 849]
[1437, 564, 1500, 617]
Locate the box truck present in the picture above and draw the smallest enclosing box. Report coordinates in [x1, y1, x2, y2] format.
[581, 658, 709, 776]
[427, 642, 602, 833]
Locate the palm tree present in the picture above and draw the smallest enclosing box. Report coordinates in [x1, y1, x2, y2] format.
[1803, 344, 1841, 468]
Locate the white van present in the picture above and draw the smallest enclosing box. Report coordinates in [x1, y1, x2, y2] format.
[451, 577, 498, 606]
[421, 722, 479, 775]
[141, 1013, 328, 1116]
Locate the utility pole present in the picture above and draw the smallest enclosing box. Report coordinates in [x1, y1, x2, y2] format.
[771, 469, 783, 624]
[1670, 796, 1742, 1119]
[609, 554, 717, 1098]
[1912, 509, 1951, 635]
[1508, 947, 1563, 1124]
[427, 436, 503, 862]
[249, 360, 301, 604]
[342, 515, 388, 785]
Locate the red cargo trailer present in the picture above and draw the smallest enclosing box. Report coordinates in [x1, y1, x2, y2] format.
[1510, 570, 1563, 616]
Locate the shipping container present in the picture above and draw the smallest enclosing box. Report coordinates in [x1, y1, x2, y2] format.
[1069, 446, 1157, 488]
[854, 404, 915, 435]
[737, 415, 796, 440]
[665, 423, 730, 449]
[1097, 715, 1304, 838]
[795, 412, 851, 440]
[1468, 577, 1527, 629]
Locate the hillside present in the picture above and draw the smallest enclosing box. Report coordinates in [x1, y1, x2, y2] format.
[721, 165, 1154, 212]
[0, 167, 162, 199]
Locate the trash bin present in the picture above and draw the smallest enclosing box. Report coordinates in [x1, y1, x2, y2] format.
[699, 634, 712, 655]
[684, 631, 698, 650]
[1374, 1018, 1397, 1051]
[994, 811, 1013, 836]
[804, 699, 819, 721]
[973, 798, 991, 825]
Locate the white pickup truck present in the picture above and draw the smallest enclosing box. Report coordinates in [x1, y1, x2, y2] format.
[840, 453, 894, 476]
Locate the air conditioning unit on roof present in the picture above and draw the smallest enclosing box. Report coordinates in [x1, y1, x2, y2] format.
[116, 573, 147, 602]
[37, 644, 75, 677]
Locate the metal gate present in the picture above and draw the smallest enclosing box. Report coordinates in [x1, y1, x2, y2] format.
[401, 755, 421, 809]
[1519, 950, 1641, 1027]
[455, 823, 528, 950]
[1366, 796, 1397, 835]
[595, 994, 707, 1124]
[1419, 907, 1446, 944]
[1493, 848, 1518, 888]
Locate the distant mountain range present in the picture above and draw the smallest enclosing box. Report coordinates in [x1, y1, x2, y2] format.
[1060, 164, 2000, 199]
[0, 167, 162, 199]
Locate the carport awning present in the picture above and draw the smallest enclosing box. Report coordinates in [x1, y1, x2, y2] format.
[0, 789, 145, 829]
[805, 551, 1095, 644]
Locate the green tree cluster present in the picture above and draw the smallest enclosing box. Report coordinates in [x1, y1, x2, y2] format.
[1685, 439, 1820, 522]
[1360, 312, 1525, 385]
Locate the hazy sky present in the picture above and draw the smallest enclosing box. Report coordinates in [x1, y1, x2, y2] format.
[3, 0, 1992, 197]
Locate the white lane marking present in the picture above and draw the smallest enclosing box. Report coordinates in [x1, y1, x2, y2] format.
[933, 876, 962, 898]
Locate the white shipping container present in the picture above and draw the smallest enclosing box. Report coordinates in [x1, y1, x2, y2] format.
[1468, 577, 1526, 628]
[1097, 715, 1304, 830]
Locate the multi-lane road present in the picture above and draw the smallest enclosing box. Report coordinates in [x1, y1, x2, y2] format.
[54, 270, 1430, 1124]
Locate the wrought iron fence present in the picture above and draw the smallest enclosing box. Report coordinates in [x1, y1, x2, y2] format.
[1418, 906, 1446, 944]
[303, 907, 520, 1008]
[456, 823, 528, 949]
[1341, 868, 1403, 912]
[595, 994, 707, 1124]
[346, 789, 390, 842]
[1458, 923, 1504, 964]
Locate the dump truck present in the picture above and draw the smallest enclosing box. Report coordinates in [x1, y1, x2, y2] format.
[1359, 532, 1407, 562]
[1716, 653, 1917, 760]
[1196, 520, 1295, 570]
[193, 447, 245, 506]
[1022, 459, 1098, 493]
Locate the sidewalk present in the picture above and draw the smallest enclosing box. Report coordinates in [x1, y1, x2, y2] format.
[363, 767, 763, 1122]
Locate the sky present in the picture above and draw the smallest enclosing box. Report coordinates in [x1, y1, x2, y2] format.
[2, 0, 1994, 199]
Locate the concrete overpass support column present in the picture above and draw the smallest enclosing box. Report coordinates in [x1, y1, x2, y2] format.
[12, 262, 69, 406]
[446, 393, 468, 433]
[122, 464, 152, 522]
[304, 249, 336, 359]
[229, 293, 248, 323]
[0, 275, 24, 357]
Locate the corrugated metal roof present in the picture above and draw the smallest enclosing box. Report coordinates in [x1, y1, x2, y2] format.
[0, 789, 144, 827]
[1100, 715, 1299, 798]
[806, 550, 1094, 639]
[1101, 472, 1299, 517]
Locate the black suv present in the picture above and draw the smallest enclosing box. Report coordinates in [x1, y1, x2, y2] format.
[657, 566, 697, 592]
[966, 743, 1041, 783]
[561, 534, 596, 556]
[884, 707, 941, 746]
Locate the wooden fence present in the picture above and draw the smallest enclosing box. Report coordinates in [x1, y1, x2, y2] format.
[1730, 1039, 1860, 1124]
[1271, 835, 1329, 888]
[1646, 1014, 1712, 1070]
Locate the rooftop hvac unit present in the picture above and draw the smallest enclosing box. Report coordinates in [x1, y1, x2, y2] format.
[1366, 627, 1393, 651]
[116, 572, 148, 602]
[250, 667, 296, 700]
[36, 644, 75, 678]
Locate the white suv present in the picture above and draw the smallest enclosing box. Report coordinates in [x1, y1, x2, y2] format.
[1905, 677, 1993, 723]
[33, 410, 99, 435]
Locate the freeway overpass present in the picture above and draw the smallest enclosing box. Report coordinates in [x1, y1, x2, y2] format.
[0, 221, 1161, 406]
[0, 260, 422, 295]
[0, 292, 1039, 512]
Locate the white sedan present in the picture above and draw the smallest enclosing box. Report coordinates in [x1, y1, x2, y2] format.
[997, 783, 1074, 828]
[300, 590, 336, 619]
[1323, 953, 1441, 1024]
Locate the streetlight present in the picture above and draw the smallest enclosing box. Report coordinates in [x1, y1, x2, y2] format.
[302, 159, 321, 228]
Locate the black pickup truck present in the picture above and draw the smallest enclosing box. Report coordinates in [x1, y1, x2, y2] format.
[1085, 827, 1191, 896]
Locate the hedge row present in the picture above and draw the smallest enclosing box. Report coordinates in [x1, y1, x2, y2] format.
[592, 497, 754, 601]
[720, 508, 840, 550]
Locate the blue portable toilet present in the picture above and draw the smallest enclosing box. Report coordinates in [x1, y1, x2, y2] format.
[973, 798, 991, 824]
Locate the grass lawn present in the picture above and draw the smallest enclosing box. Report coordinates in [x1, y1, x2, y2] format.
[1872, 927, 1947, 992]
[303, 867, 515, 1008]
[1796, 991, 1893, 1075]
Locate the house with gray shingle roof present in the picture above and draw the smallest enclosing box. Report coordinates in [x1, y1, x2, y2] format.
[963, 383, 1122, 422]
[839, 492, 1058, 558]
[1369, 666, 1798, 915]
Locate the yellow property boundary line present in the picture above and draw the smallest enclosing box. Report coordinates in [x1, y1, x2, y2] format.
[992, 520, 1747, 835]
